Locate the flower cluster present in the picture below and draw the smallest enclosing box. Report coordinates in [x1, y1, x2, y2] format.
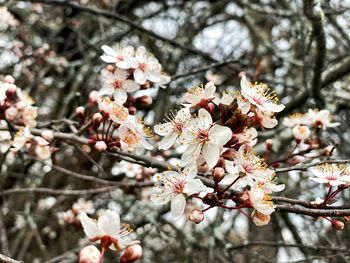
[283, 109, 340, 142]
[0, 75, 53, 160]
[153, 76, 285, 225]
[75, 44, 171, 154]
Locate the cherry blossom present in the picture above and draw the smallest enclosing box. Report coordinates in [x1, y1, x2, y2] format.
[179, 108, 232, 169]
[283, 113, 312, 127]
[249, 183, 275, 226]
[292, 125, 311, 141]
[99, 68, 140, 104]
[119, 119, 153, 153]
[151, 166, 207, 219]
[309, 164, 350, 186]
[154, 108, 191, 150]
[100, 45, 137, 69]
[11, 126, 33, 152]
[183, 82, 216, 108]
[234, 145, 275, 182]
[80, 210, 135, 251]
[240, 75, 285, 113]
[307, 109, 340, 130]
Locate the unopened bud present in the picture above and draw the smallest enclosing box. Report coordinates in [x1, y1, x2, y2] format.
[95, 141, 107, 152]
[135, 95, 152, 106]
[202, 193, 219, 206]
[41, 130, 54, 142]
[93, 113, 103, 126]
[212, 167, 225, 182]
[266, 139, 273, 151]
[322, 145, 336, 157]
[189, 209, 204, 224]
[128, 106, 137, 115]
[4, 75, 15, 84]
[89, 91, 99, 105]
[79, 245, 101, 263]
[106, 65, 114, 72]
[292, 125, 311, 141]
[119, 244, 143, 263]
[76, 106, 85, 117]
[6, 83, 17, 96]
[332, 220, 344, 230]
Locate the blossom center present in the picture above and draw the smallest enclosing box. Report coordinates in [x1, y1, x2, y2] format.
[172, 180, 185, 194]
[113, 80, 122, 89]
[196, 129, 209, 144]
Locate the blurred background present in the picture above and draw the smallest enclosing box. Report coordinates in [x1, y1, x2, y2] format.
[1, 0, 350, 262]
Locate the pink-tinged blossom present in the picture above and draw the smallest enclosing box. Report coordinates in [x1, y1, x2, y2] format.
[179, 108, 232, 170]
[292, 125, 311, 141]
[0, 7, 18, 31]
[283, 113, 312, 127]
[249, 183, 275, 226]
[33, 136, 51, 160]
[233, 127, 258, 147]
[240, 75, 285, 113]
[309, 164, 350, 186]
[150, 166, 207, 219]
[12, 126, 32, 151]
[98, 97, 129, 125]
[99, 68, 140, 104]
[234, 145, 275, 182]
[154, 108, 191, 150]
[80, 210, 135, 251]
[183, 82, 216, 108]
[133, 46, 163, 85]
[119, 119, 153, 153]
[307, 109, 340, 130]
[100, 45, 137, 69]
[79, 245, 101, 263]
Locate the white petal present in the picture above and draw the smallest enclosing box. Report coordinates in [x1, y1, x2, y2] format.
[159, 133, 177, 150]
[263, 102, 285, 112]
[310, 177, 328, 184]
[101, 45, 117, 56]
[145, 70, 161, 83]
[122, 80, 140, 92]
[209, 125, 232, 146]
[100, 55, 117, 63]
[181, 144, 201, 167]
[113, 89, 128, 104]
[134, 69, 147, 85]
[170, 194, 186, 219]
[114, 68, 128, 81]
[261, 115, 278, 128]
[198, 108, 213, 129]
[183, 179, 207, 195]
[202, 142, 219, 170]
[80, 213, 104, 239]
[204, 82, 216, 99]
[97, 210, 120, 237]
[154, 122, 173, 136]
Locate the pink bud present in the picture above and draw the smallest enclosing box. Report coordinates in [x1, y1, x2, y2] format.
[135, 95, 152, 106]
[95, 141, 107, 152]
[106, 65, 114, 72]
[76, 106, 85, 117]
[332, 220, 345, 230]
[89, 91, 99, 105]
[79, 245, 101, 263]
[4, 75, 15, 84]
[212, 167, 225, 182]
[189, 209, 204, 224]
[265, 139, 273, 151]
[41, 130, 54, 142]
[6, 84, 17, 96]
[119, 244, 143, 263]
[93, 113, 103, 126]
[128, 106, 137, 115]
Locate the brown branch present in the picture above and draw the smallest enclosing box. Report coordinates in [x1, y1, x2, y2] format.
[27, 0, 216, 62]
[304, 0, 326, 107]
[0, 254, 22, 263]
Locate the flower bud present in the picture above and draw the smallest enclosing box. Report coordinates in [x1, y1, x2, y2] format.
[5, 106, 18, 121]
[189, 209, 204, 224]
[106, 65, 114, 72]
[212, 167, 225, 182]
[41, 130, 54, 142]
[128, 106, 137, 115]
[6, 83, 17, 96]
[95, 141, 107, 152]
[265, 139, 273, 151]
[292, 125, 310, 141]
[119, 244, 143, 263]
[92, 113, 103, 126]
[76, 106, 85, 117]
[135, 95, 152, 107]
[88, 91, 99, 105]
[4, 75, 15, 84]
[79, 245, 101, 263]
[331, 220, 344, 230]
